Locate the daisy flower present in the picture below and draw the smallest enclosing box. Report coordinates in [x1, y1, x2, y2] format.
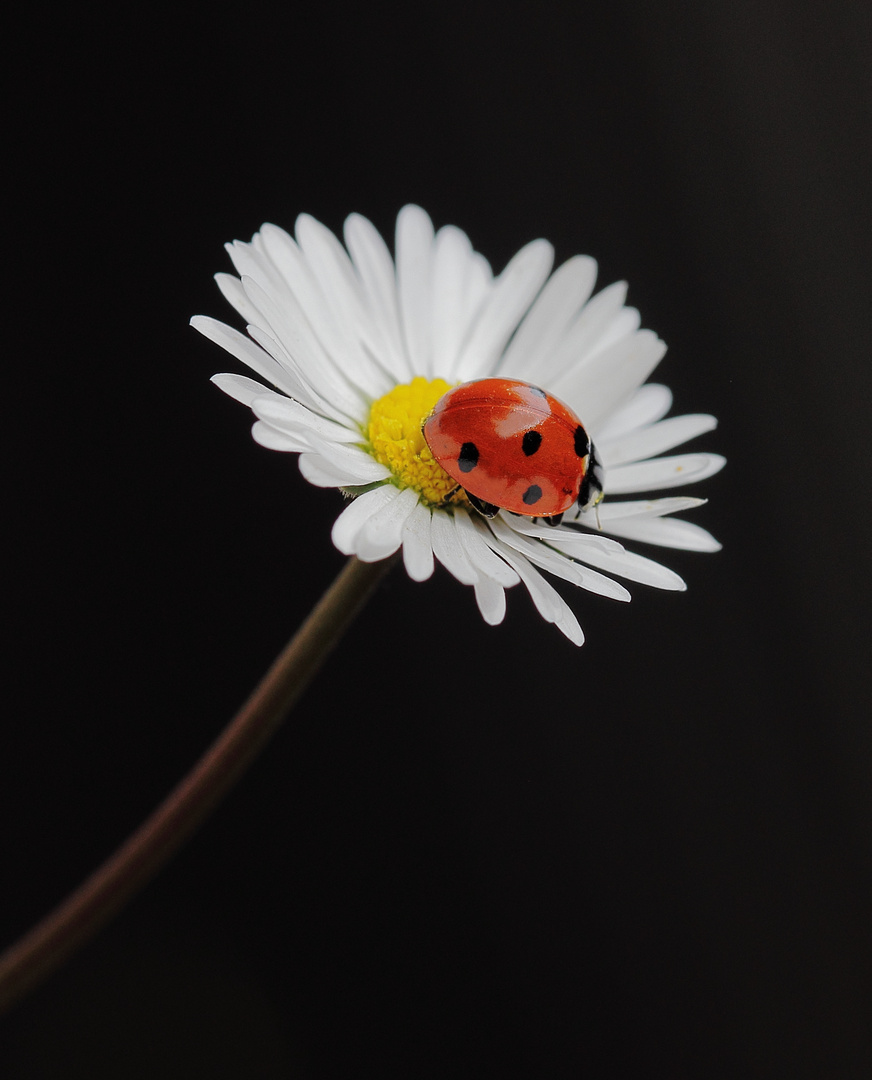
[192, 206, 724, 645]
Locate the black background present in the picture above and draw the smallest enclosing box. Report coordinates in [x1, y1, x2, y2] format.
[5, 2, 872, 1076]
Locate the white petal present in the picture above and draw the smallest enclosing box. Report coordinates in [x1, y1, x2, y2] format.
[296, 455, 340, 487]
[489, 517, 630, 602]
[456, 512, 520, 587]
[493, 544, 585, 646]
[295, 439, 390, 486]
[215, 272, 262, 325]
[498, 255, 598, 382]
[431, 225, 479, 377]
[252, 421, 311, 453]
[295, 214, 362, 311]
[491, 544, 556, 621]
[591, 306, 642, 355]
[473, 575, 507, 626]
[294, 213, 395, 395]
[594, 383, 673, 440]
[602, 514, 722, 552]
[240, 277, 370, 414]
[257, 226, 352, 366]
[299, 432, 391, 484]
[453, 239, 554, 381]
[356, 486, 420, 562]
[254, 229, 386, 402]
[606, 452, 726, 493]
[331, 486, 399, 554]
[571, 280, 629, 351]
[402, 502, 435, 581]
[507, 515, 626, 553]
[241, 321, 327, 414]
[211, 372, 276, 407]
[239, 318, 339, 419]
[254, 225, 318, 313]
[541, 280, 629, 381]
[223, 238, 285, 293]
[430, 510, 479, 586]
[344, 212, 411, 380]
[298, 455, 358, 488]
[552, 329, 667, 430]
[554, 607, 585, 646]
[593, 496, 707, 522]
[537, 547, 632, 602]
[191, 316, 301, 401]
[599, 414, 718, 467]
[251, 395, 360, 443]
[463, 253, 494, 331]
[552, 539, 686, 591]
[396, 204, 435, 377]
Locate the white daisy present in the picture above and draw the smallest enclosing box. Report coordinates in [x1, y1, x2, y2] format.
[192, 206, 724, 645]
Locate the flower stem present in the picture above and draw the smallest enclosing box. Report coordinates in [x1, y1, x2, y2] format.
[0, 554, 396, 1014]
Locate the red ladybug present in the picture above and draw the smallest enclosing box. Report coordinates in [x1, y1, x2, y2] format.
[422, 378, 604, 527]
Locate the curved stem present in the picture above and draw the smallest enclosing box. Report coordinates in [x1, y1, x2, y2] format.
[0, 554, 395, 1014]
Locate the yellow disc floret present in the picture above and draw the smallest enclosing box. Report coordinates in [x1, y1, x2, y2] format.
[367, 377, 459, 506]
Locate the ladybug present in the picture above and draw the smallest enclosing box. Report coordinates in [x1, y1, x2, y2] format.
[422, 378, 604, 527]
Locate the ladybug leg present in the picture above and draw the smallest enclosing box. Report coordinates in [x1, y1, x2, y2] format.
[543, 513, 564, 527]
[442, 484, 463, 504]
[465, 491, 500, 518]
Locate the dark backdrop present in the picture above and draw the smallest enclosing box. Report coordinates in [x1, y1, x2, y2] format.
[6, 3, 872, 1077]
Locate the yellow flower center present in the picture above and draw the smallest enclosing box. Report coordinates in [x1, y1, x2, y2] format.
[366, 377, 459, 506]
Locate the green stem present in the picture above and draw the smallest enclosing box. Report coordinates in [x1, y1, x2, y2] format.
[0, 554, 395, 1014]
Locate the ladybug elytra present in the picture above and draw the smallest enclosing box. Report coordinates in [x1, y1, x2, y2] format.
[422, 378, 604, 527]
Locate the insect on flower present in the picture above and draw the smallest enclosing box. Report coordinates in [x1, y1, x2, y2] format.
[193, 206, 724, 644]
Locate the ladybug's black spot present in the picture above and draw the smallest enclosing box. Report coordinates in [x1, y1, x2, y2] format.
[522, 484, 543, 506]
[457, 442, 479, 472]
[528, 385, 547, 398]
[522, 430, 542, 456]
[574, 425, 590, 457]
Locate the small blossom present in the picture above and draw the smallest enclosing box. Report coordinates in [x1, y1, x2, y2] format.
[193, 207, 724, 644]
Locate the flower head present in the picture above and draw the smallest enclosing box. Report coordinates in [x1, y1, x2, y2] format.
[192, 206, 724, 645]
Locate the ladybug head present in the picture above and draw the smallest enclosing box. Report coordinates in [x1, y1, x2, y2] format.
[578, 439, 605, 512]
